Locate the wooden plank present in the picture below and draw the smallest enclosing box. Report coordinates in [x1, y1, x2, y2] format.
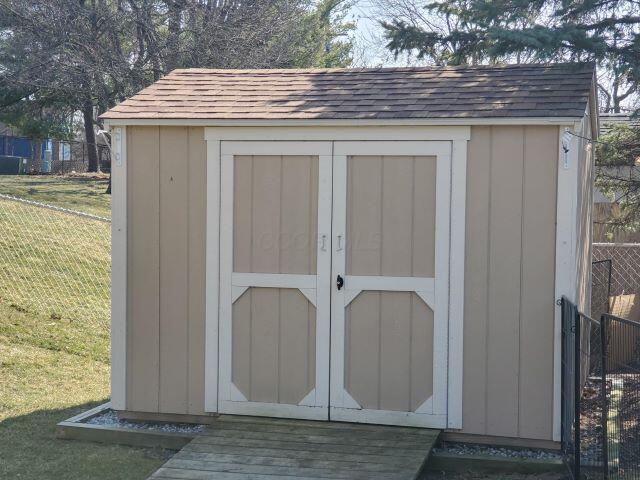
[159, 126, 190, 413]
[213, 415, 438, 435]
[148, 417, 437, 480]
[195, 429, 435, 449]
[174, 451, 416, 472]
[486, 126, 524, 437]
[192, 435, 430, 456]
[462, 126, 491, 435]
[187, 126, 207, 415]
[160, 459, 410, 479]
[128, 126, 160, 412]
[151, 468, 324, 479]
[182, 444, 420, 467]
[208, 420, 439, 441]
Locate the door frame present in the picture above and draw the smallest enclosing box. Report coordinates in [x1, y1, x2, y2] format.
[204, 126, 469, 429]
[329, 140, 451, 428]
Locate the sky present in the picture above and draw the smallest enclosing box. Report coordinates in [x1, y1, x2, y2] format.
[346, 1, 409, 68]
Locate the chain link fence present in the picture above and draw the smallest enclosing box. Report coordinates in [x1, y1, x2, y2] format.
[0, 193, 111, 328]
[593, 243, 640, 296]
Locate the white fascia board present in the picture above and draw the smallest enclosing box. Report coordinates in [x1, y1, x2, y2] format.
[104, 117, 583, 128]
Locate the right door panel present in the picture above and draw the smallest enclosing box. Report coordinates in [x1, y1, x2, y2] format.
[330, 142, 450, 428]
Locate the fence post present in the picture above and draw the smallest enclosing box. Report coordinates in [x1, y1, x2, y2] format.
[600, 315, 609, 478]
[574, 305, 581, 479]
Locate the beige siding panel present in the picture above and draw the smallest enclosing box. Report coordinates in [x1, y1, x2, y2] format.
[346, 155, 437, 277]
[127, 126, 160, 412]
[486, 126, 524, 438]
[251, 156, 282, 274]
[412, 157, 437, 278]
[518, 126, 557, 439]
[576, 115, 593, 313]
[462, 126, 491, 435]
[126, 126, 207, 415]
[346, 292, 434, 411]
[411, 295, 434, 411]
[347, 156, 382, 276]
[159, 126, 189, 413]
[462, 125, 558, 440]
[278, 288, 316, 404]
[233, 156, 253, 274]
[345, 291, 380, 408]
[381, 157, 414, 276]
[232, 288, 316, 404]
[379, 291, 412, 411]
[249, 287, 280, 402]
[232, 289, 252, 399]
[280, 156, 317, 275]
[234, 155, 318, 274]
[187, 127, 207, 414]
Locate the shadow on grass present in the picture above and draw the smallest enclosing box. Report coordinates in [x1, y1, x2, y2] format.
[0, 400, 169, 480]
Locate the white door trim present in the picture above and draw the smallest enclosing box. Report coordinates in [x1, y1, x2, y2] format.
[204, 127, 469, 428]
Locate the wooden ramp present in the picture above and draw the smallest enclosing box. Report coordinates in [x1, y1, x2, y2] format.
[149, 416, 440, 480]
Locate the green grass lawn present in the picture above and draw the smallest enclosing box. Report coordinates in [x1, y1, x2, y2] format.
[0, 175, 165, 479]
[0, 174, 111, 218]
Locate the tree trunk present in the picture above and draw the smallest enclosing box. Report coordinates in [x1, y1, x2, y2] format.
[83, 102, 100, 173]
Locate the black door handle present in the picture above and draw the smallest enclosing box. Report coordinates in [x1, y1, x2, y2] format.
[336, 275, 344, 290]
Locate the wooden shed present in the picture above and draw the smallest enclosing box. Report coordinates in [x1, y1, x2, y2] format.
[101, 63, 598, 446]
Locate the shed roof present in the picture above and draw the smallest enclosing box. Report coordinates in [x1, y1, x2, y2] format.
[101, 63, 594, 121]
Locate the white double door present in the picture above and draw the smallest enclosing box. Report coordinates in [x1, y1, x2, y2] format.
[218, 140, 451, 428]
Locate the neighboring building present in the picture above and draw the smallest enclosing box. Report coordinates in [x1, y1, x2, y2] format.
[0, 122, 53, 172]
[101, 63, 597, 447]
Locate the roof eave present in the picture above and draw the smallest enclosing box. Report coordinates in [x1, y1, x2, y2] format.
[103, 116, 586, 128]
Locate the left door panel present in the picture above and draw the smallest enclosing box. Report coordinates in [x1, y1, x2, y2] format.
[218, 141, 332, 420]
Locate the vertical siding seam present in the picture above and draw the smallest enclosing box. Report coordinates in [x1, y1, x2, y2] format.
[378, 156, 384, 409]
[409, 157, 416, 410]
[249, 156, 254, 272]
[277, 156, 284, 402]
[156, 126, 161, 412]
[186, 128, 191, 413]
[248, 157, 254, 399]
[125, 131, 131, 409]
[484, 127, 492, 435]
[517, 127, 527, 438]
[379, 156, 384, 276]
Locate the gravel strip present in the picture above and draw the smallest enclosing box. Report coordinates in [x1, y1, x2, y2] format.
[433, 442, 562, 461]
[85, 409, 206, 434]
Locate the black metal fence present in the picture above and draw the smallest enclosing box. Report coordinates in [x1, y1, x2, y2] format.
[562, 281, 640, 478]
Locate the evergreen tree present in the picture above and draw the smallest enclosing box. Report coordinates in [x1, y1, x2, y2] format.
[381, 0, 639, 112]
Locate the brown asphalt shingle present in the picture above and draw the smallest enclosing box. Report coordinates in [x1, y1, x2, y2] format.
[101, 63, 594, 120]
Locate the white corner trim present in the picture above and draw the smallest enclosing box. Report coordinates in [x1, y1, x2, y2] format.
[204, 139, 221, 412]
[110, 126, 127, 410]
[553, 125, 580, 441]
[447, 139, 467, 429]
